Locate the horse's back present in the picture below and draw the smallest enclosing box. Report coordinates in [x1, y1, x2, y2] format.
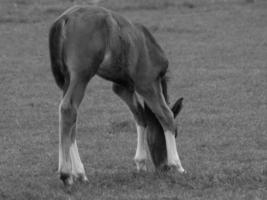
[50, 5, 168, 87]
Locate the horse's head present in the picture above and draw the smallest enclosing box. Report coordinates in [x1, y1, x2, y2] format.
[145, 97, 184, 169]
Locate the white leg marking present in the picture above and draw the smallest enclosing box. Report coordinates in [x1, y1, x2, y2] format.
[134, 124, 147, 171]
[70, 140, 88, 181]
[58, 100, 87, 183]
[58, 139, 63, 172]
[164, 130, 185, 173]
[58, 100, 70, 173]
[58, 101, 63, 172]
[58, 100, 72, 175]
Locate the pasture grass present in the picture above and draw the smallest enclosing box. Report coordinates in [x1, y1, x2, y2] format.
[0, 0, 266, 199]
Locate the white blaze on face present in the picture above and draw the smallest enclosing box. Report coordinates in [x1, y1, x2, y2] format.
[164, 130, 185, 173]
[134, 124, 147, 170]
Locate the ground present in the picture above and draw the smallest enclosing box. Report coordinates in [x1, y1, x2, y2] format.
[0, 0, 266, 199]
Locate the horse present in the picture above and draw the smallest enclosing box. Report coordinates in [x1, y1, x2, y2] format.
[49, 5, 185, 186]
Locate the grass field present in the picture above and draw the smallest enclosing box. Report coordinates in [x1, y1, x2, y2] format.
[0, 0, 266, 199]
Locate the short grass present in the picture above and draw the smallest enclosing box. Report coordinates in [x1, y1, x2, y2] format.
[0, 0, 266, 199]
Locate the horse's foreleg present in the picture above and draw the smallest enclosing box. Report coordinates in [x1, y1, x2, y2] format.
[58, 76, 89, 185]
[112, 84, 147, 171]
[134, 124, 147, 171]
[69, 124, 88, 182]
[137, 81, 185, 173]
[164, 130, 184, 173]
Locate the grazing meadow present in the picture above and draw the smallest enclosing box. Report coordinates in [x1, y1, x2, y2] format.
[0, 0, 266, 199]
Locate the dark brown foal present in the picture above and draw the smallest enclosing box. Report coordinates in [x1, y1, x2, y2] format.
[49, 5, 185, 186]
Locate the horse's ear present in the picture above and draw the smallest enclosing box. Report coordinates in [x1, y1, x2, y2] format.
[171, 97, 183, 118]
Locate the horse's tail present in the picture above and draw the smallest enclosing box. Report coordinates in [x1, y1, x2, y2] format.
[49, 17, 69, 92]
[144, 76, 169, 169]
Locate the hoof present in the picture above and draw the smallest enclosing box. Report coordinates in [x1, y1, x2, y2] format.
[161, 164, 186, 174]
[157, 164, 169, 172]
[76, 173, 89, 183]
[135, 159, 147, 172]
[156, 164, 187, 177]
[60, 173, 73, 186]
[177, 167, 186, 174]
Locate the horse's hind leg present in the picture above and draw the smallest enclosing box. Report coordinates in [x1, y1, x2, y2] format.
[58, 74, 90, 185]
[136, 81, 185, 173]
[112, 83, 147, 171]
